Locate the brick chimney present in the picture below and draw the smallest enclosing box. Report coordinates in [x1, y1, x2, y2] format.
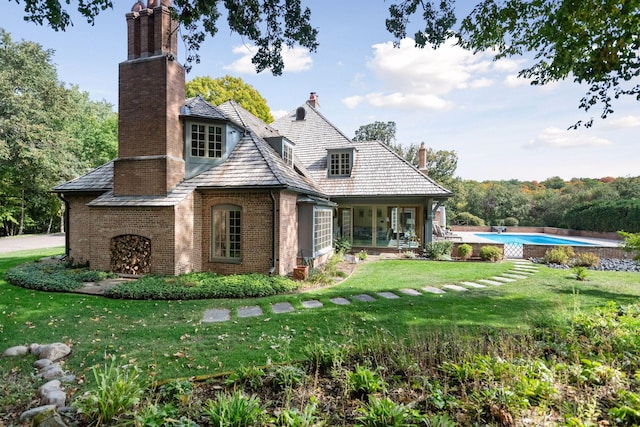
[308, 92, 319, 108]
[113, 0, 185, 197]
[418, 142, 428, 175]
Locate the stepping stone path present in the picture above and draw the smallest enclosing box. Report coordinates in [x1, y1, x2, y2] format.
[201, 261, 541, 323]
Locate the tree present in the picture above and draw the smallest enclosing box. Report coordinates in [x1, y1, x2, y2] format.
[353, 121, 397, 146]
[12, 0, 319, 75]
[0, 30, 111, 235]
[186, 75, 274, 123]
[420, 147, 457, 184]
[386, 0, 640, 126]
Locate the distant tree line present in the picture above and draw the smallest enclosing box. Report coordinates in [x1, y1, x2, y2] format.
[0, 30, 117, 236]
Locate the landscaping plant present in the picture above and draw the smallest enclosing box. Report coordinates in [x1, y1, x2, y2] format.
[479, 245, 503, 262]
[456, 243, 473, 260]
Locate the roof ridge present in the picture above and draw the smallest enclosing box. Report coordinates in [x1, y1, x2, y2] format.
[304, 102, 354, 143]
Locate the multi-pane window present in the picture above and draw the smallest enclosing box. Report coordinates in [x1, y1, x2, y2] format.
[329, 152, 351, 176]
[212, 205, 241, 260]
[313, 208, 333, 255]
[283, 143, 294, 166]
[191, 124, 223, 158]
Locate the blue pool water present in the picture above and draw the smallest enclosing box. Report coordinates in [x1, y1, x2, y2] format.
[475, 233, 597, 246]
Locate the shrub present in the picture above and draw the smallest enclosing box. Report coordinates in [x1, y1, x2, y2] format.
[355, 396, 413, 427]
[619, 231, 640, 261]
[404, 250, 417, 259]
[424, 241, 453, 260]
[357, 249, 368, 261]
[453, 212, 485, 226]
[105, 273, 300, 300]
[204, 391, 265, 427]
[573, 252, 600, 267]
[74, 356, 146, 426]
[5, 260, 113, 292]
[457, 244, 473, 260]
[504, 217, 519, 227]
[543, 246, 575, 265]
[479, 245, 503, 262]
[267, 365, 307, 391]
[334, 237, 352, 254]
[573, 266, 588, 281]
[348, 365, 386, 397]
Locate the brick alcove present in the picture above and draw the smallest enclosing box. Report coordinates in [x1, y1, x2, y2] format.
[110, 235, 151, 274]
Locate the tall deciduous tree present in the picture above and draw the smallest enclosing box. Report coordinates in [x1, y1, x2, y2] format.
[353, 121, 397, 146]
[0, 30, 116, 235]
[386, 0, 640, 126]
[186, 75, 274, 123]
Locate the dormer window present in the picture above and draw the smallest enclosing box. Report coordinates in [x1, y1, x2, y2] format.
[328, 148, 354, 177]
[190, 123, 224, 158]
[283, 142, 294, 167]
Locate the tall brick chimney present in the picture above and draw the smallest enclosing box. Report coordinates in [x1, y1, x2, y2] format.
[308, 92, 319, 108]
[113, 0, 185, 196]
[418, 142, 428, 176]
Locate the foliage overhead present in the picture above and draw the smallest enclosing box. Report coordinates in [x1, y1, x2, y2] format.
[11, 0, 319, 75]
[353, 121, 397, 146]
[386, 0, 640, 127]
[186, 75, 274, 123]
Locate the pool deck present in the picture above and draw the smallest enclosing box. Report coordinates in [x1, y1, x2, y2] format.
[454, 231, 622, 247]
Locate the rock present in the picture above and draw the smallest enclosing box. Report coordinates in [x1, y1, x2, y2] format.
[20, 405, 57, 422]
[39, 364, 65, 381]
[35, 359, 53, 369]
[33, 408, 68, 427]
[30, 343, 42, 355]
[37, 343, 71, 362]
[41, 390, 66, 406]
[2, 345, 29, 357]
[38, 380, 61, 398]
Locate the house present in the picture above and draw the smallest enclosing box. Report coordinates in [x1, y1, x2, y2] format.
[54, 0, 452, 276]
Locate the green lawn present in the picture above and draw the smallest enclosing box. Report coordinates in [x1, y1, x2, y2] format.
[1, 249, 639, 381]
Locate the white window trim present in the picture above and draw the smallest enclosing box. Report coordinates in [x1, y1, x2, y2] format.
[313, 207, 333, 256]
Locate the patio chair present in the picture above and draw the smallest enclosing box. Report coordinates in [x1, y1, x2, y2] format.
[432, 223, 462, 241]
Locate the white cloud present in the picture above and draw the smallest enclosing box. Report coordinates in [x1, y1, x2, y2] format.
[504, 74, 530, 87]
[607, 115, 640, 128]
[525, 127, 612, 149]
[271, 109, 289, 120]
[342, 92, 451, 110]
[342, 38, 517, 110]
[224, 45, 312, 74]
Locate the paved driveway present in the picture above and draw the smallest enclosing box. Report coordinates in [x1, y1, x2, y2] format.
[0, 234, 65, 253]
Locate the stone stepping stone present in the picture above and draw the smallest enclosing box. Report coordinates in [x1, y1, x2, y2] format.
[442, 284, 468, 292]
[353, 294, 377, 302]
[377, 291, 400, 299]
[460, 281, 486, 289]
[271, 302, 295, 314]
[478, 279, 503, 286]
[203, 308, 231, 323]
[330, 297, 351, 305]
[422, 286, 446, 294]
[237, 305, 263, 318]
[399, 288, 422, 296]
[302, 300, 323, 309]
[502, 273, 530, 279]
[492, 276, 516, 282]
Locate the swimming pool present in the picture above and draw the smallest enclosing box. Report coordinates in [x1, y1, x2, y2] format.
[475, 233, 597, 246]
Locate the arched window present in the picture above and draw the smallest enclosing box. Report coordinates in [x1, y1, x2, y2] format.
[211, 205, 241, 261]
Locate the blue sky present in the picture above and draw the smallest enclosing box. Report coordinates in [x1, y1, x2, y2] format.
[2, 1, 638, 181]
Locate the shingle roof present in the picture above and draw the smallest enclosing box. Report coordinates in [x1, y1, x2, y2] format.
[271, 103, 452, 198]
[53, 161, 113, 193]
[55, 99, 327, 204]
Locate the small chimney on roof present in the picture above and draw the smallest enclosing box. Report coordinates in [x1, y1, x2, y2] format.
[308, 92, 319, 108]
[418, 142, 428, 176]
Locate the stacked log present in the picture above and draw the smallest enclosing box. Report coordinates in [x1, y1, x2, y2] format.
[110, 235, 151, 274]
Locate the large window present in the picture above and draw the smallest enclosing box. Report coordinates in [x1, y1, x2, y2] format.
[329, 151, 352, 177]
[282, 142, 294, 167]
[212, 205, 241, 261]
[191, 124, 223, 158]
[313, 208, 333, 255]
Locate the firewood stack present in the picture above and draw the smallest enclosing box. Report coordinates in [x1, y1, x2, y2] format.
[110, 235, 151, 274]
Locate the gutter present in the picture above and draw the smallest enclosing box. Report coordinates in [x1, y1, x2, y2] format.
[57, 193, 70, 259]
[269, 191, 277, 276]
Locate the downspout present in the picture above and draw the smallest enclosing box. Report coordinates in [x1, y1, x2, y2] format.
[269, 191, 277, 276]
[57, 193, 70, 260]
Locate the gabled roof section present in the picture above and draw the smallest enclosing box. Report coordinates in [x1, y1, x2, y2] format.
[272, 102, 452, 198]
[53, 161, 113, 193]
[186, 131, 326, 197]
[217, 100, 281, 139]
[181, 95, 228, 120]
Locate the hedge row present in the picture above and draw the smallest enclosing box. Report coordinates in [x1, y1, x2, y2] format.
[5, 260, 111, 292]
[563, 199, 640, 233]
[104, 272, 301, 300]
